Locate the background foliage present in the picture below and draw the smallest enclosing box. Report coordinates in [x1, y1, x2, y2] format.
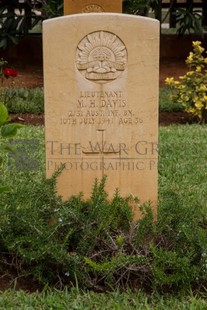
[166, 41, 207, 123]
[0, 0, 205, 49]
[0, 0, 63, 48]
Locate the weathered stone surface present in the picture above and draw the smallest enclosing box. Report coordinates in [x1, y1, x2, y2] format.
[43, 14, 159, 220]
[64, 0, 122, 15]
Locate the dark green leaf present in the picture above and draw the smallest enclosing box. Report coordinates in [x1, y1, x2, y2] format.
[0, 102, 10, 126]
[1, 123, 22, 138]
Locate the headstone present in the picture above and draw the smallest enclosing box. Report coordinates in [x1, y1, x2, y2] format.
[64, 0, 122, 15]
[43, 14, 159, 220]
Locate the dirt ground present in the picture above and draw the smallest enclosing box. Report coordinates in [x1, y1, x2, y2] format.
[4, 58, 190, 126]
[4, 58, 187, 89]
[159, 58, 187, 87]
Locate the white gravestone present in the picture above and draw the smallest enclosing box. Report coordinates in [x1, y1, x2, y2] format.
[43, 14, 159, 220]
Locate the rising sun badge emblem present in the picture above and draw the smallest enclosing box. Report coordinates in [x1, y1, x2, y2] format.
[76, 31, 127, 84]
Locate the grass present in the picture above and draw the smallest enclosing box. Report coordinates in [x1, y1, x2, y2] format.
[1, 124, 207, 307]
[0, 288, 207, 309]
[2, 125, 207, 292]
[2, 124, 206, 209]
[159, 124, 207, 210]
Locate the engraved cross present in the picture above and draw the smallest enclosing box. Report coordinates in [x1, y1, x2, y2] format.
[82, 129, 121, 176]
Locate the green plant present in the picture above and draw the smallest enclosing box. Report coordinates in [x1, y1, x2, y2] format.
[42, 0, 63, 19]
[0, 58, 21, 193]
[159, 87, 184, 112]
[1, 87, 44, 114]
[0, 58, 7, 83]
[175, 6, 203, 36]
[2, 288, 207, 309]
[123, 0, 158, 16]
[0, 58, 17, 85]
[0, 57, 18, 111]
[165, 41, 207, 123]
[0, 0, 43, 49]
[1, 125, 207, 293]
[0, 1, 63, 49]
[0, 102, 22, 193]
[0, 175, 134, 288]
[123, 0, 150, 15]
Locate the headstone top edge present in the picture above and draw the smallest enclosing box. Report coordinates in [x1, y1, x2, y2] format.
[43, 13, 160, 25]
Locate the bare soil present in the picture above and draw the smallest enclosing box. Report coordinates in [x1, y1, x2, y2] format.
[159, 58, 187, 87]
[0, 272, 42, 293]
[3, 64, 43, 89]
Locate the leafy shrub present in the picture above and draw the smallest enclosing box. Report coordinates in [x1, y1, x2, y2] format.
[0, 102, 22, 193]
[0, 1, 61, 49]
[1, 87, 44, 114]
[0, 176, 134, 288]
[42, 0, 63, 18]
[175, 7, 203, 36]
[165, 41, 207, 123]
[153, 194, 207, 292]
[159, 87, 184, 112]
[0, 0, 43, 49]
[0, 170, 207, 293]
[123, 0, 151, 16]
[0, 58, 17, 83]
